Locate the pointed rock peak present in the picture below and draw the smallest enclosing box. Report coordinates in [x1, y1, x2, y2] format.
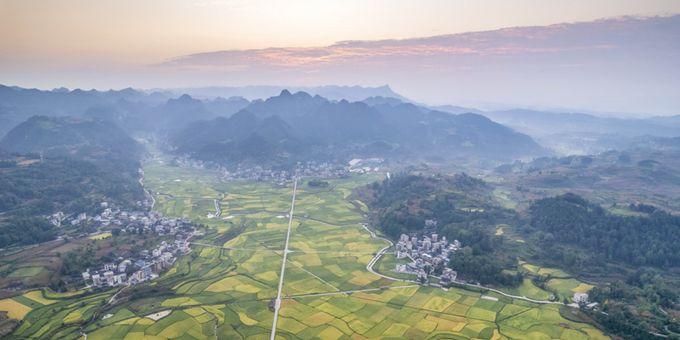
[178, 94, 193, 100]
[280, 89, 292, 97]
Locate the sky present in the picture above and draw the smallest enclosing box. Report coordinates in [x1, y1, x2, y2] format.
[1, 0, 680, 115]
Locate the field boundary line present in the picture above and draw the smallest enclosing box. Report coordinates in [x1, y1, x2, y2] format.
[285, 258, 341, 292]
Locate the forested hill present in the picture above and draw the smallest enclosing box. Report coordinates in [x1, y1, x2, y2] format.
[0, 155, 144, 217]
[363, 173, 493, 235]
[0, 116, 145, 211]
[0, 116, 146, 248]
[0, 155, 146, 248]
[528, 193, 680, 268]
[360, 173, 522, 285]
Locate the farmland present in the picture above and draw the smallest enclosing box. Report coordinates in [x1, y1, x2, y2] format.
[1, 157, 609, 339]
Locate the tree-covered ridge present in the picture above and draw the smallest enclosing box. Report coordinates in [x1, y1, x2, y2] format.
[362, 173, 522, 285]
[0, 216, 54, 249]
[528, 193, 680, 268]
[0, 156, 143, 216]
[364, 173, 496, 237]
[0, 153, 145, 248]
[587, 269, 679, 340]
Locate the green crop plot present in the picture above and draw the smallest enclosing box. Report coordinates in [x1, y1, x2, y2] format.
[547, 278, 595, 299]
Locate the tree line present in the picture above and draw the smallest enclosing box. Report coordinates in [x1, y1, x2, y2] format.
[528, 193, 680, 268]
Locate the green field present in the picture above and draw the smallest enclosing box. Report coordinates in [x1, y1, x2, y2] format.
[88, 232, 112, 240]
[2, 157, 609, 339]
[373, 253, 418, 281]
[7, 266, 44, 278]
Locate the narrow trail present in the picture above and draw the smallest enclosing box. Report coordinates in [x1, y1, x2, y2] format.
[449, 281, 563, 305]
[213, 199, 221, 217]
[285, 257, 341, 293]
[139, 171, 155, 210]
[284, 284, 420, 299]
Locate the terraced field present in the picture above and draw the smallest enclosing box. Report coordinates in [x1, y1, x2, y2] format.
[2, 158, 609, 339]
[514, 261, 595, 302]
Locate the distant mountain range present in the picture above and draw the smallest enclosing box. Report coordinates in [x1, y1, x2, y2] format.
[163, 85, 408, 102]
[471, 109, 680, 155]
[169, 90, 546, 167]
[4, 83, 680, 166]
[0, 84, 403, 137]
[0, 85, 163, 137]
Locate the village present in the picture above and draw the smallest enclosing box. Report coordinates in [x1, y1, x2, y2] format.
[170, 156, 383, 184]
[80, 237, 192, 288]
[393, 220, 462, 285]
[47, 201, 196, 289]
[219, 160, 350, 183]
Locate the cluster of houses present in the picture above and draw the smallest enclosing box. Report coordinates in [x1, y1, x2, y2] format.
[348, 158, 384, 174]
[81, 238, 192, 288]
[171, 156, 385, 184]
[221, 165, 297, 183]
[220, 161, 350, 183]
[394, 223, 462, 284]
[45, 200, 198, 289]
[49, 202, 193, 237]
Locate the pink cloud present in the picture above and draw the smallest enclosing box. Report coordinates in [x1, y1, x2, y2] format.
[160, 17, 637, 70]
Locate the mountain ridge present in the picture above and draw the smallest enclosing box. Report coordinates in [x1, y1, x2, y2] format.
[169, 90, 546, 167]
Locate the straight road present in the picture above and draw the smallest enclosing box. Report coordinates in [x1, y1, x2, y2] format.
[270, 176, 298, 340]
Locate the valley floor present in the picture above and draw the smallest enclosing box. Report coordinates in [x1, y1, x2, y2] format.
[3, 155, 609, 339]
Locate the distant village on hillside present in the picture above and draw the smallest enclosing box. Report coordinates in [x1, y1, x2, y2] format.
[171, 156, 384, 184]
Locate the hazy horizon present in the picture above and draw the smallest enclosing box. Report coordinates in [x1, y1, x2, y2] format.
[2, 0, 680, 115]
